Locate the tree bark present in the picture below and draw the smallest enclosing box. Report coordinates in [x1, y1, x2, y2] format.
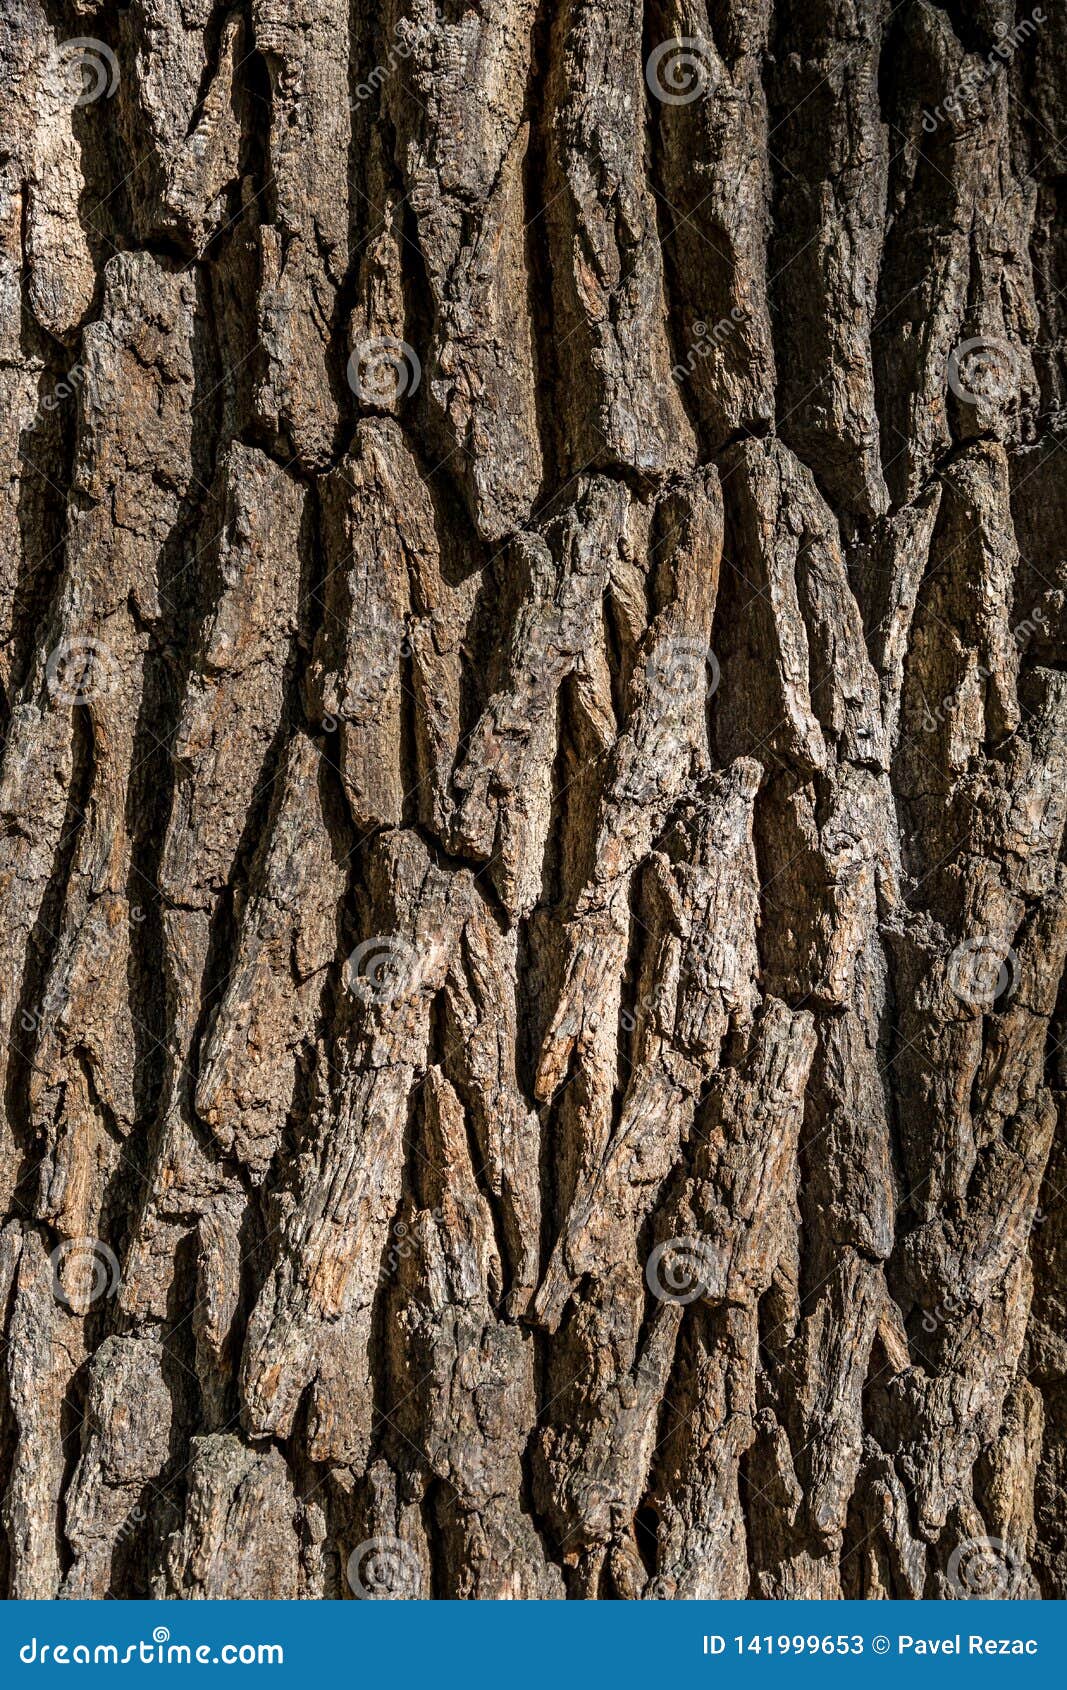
[1, 0, 1066, 1602]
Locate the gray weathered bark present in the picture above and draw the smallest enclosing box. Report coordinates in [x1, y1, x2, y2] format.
[1, 0, 1066, 1601]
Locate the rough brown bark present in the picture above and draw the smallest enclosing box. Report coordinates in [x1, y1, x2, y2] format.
[0, 0, 1066, 1602]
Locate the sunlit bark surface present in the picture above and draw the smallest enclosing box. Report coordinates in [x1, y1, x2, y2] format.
[1, 0, 1066, 1601]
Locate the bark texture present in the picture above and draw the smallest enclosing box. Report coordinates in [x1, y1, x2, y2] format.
[1, 0, 1066, 1602]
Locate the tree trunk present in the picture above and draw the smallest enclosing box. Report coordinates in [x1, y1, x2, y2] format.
[1, 0, 1066, 1603]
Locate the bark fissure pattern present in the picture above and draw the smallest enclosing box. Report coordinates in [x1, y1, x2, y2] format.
[0, 0, 1065, 1601]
